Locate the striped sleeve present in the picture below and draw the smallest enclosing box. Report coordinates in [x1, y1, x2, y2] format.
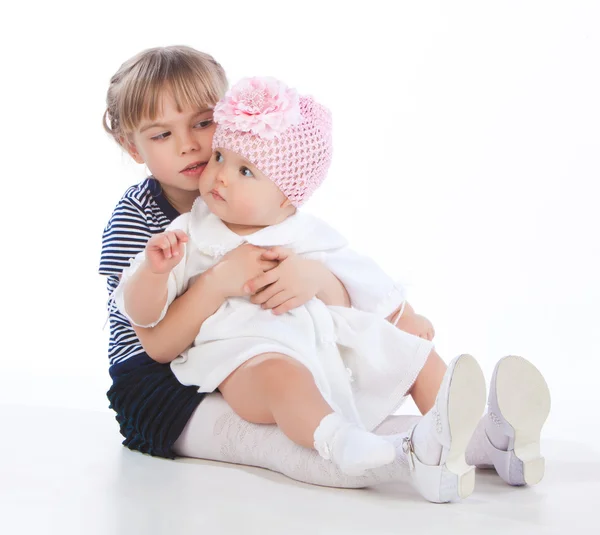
[99, 196, 151, 276]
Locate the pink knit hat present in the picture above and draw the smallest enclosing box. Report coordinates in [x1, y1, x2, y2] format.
[212, 77, 332, 207]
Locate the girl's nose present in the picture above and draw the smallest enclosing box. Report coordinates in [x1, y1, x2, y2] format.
[179, 132, 200, 155]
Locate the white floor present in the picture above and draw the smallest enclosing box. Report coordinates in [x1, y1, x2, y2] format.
[1, 400, 597, 535]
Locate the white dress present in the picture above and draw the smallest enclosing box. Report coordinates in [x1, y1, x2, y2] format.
[115, 199, 433, 431]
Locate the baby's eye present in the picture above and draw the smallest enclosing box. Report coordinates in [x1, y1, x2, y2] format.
[194, 119, 213, 129]
[151, 131, 171, 141]
[214, 151, 224, 163]
[240, 166, 254, 178]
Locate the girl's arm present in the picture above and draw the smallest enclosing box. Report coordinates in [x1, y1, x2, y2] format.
[133, 269, 226, 363]
[134, 249, 349, 361]
[123, 264, 170, 326]
[122, 230, 189, 326]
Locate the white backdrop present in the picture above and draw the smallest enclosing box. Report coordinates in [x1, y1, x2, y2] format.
[1, 1, 598, 445]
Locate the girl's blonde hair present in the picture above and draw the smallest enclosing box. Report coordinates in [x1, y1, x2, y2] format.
[103, 45, 227, 145]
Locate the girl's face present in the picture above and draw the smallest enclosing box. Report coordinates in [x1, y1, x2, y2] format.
[126, 90, 216, 199]
[199, 147, 294, 234]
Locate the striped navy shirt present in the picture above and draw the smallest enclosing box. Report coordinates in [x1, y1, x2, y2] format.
[99, 178, 180, 371]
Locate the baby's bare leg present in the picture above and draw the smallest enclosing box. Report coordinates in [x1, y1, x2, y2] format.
[219, 353, 332, 448]
[407, 349, 447, 414]
[389, 303, 447, 414]
[218, 353, 396, 475]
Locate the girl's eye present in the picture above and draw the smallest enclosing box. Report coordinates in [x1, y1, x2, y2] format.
[151, 131, 170, 141]
[215, 151, 223, 163]
[194, 119, 214, 129]
[240, 166, 254, 178]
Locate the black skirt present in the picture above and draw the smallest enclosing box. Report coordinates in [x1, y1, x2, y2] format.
[107, 354, 206, 459]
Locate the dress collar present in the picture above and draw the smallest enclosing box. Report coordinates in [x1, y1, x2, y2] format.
[188, 198, 319, 258]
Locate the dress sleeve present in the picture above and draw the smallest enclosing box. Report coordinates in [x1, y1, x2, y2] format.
[295, 217, 406, 318]
[318, 247, 406, 317]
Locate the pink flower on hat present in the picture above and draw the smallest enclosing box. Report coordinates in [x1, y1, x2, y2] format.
[213, 77, 302, 140]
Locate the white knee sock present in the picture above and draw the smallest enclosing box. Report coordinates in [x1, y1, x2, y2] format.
[173, 394, 492, 489]
[313, 413, 396, 476]
[173, 394, 416, 488]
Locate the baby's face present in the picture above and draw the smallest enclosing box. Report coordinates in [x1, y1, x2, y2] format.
[199, 147, 294, 233]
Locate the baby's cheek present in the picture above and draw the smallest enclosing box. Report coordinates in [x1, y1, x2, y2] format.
[233, 197, 261, 221]
[232, 199, 254, 225]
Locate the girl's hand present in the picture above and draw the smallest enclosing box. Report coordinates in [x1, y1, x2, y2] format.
[144, 230, 189, 274]
[395, 312, 435, 341]
[245, 247, 328, 315]
[210, 244, 278, 299]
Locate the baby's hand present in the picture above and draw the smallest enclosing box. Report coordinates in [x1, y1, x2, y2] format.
[246, 247, 326, 315]
[396, 313, 435, 341]
[144, 230, 189, 274]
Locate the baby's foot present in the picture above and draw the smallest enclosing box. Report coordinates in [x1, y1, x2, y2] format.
[485, 355, 551, 486]
[314, 413, 396, 476]
[400, 354, 486, 503]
